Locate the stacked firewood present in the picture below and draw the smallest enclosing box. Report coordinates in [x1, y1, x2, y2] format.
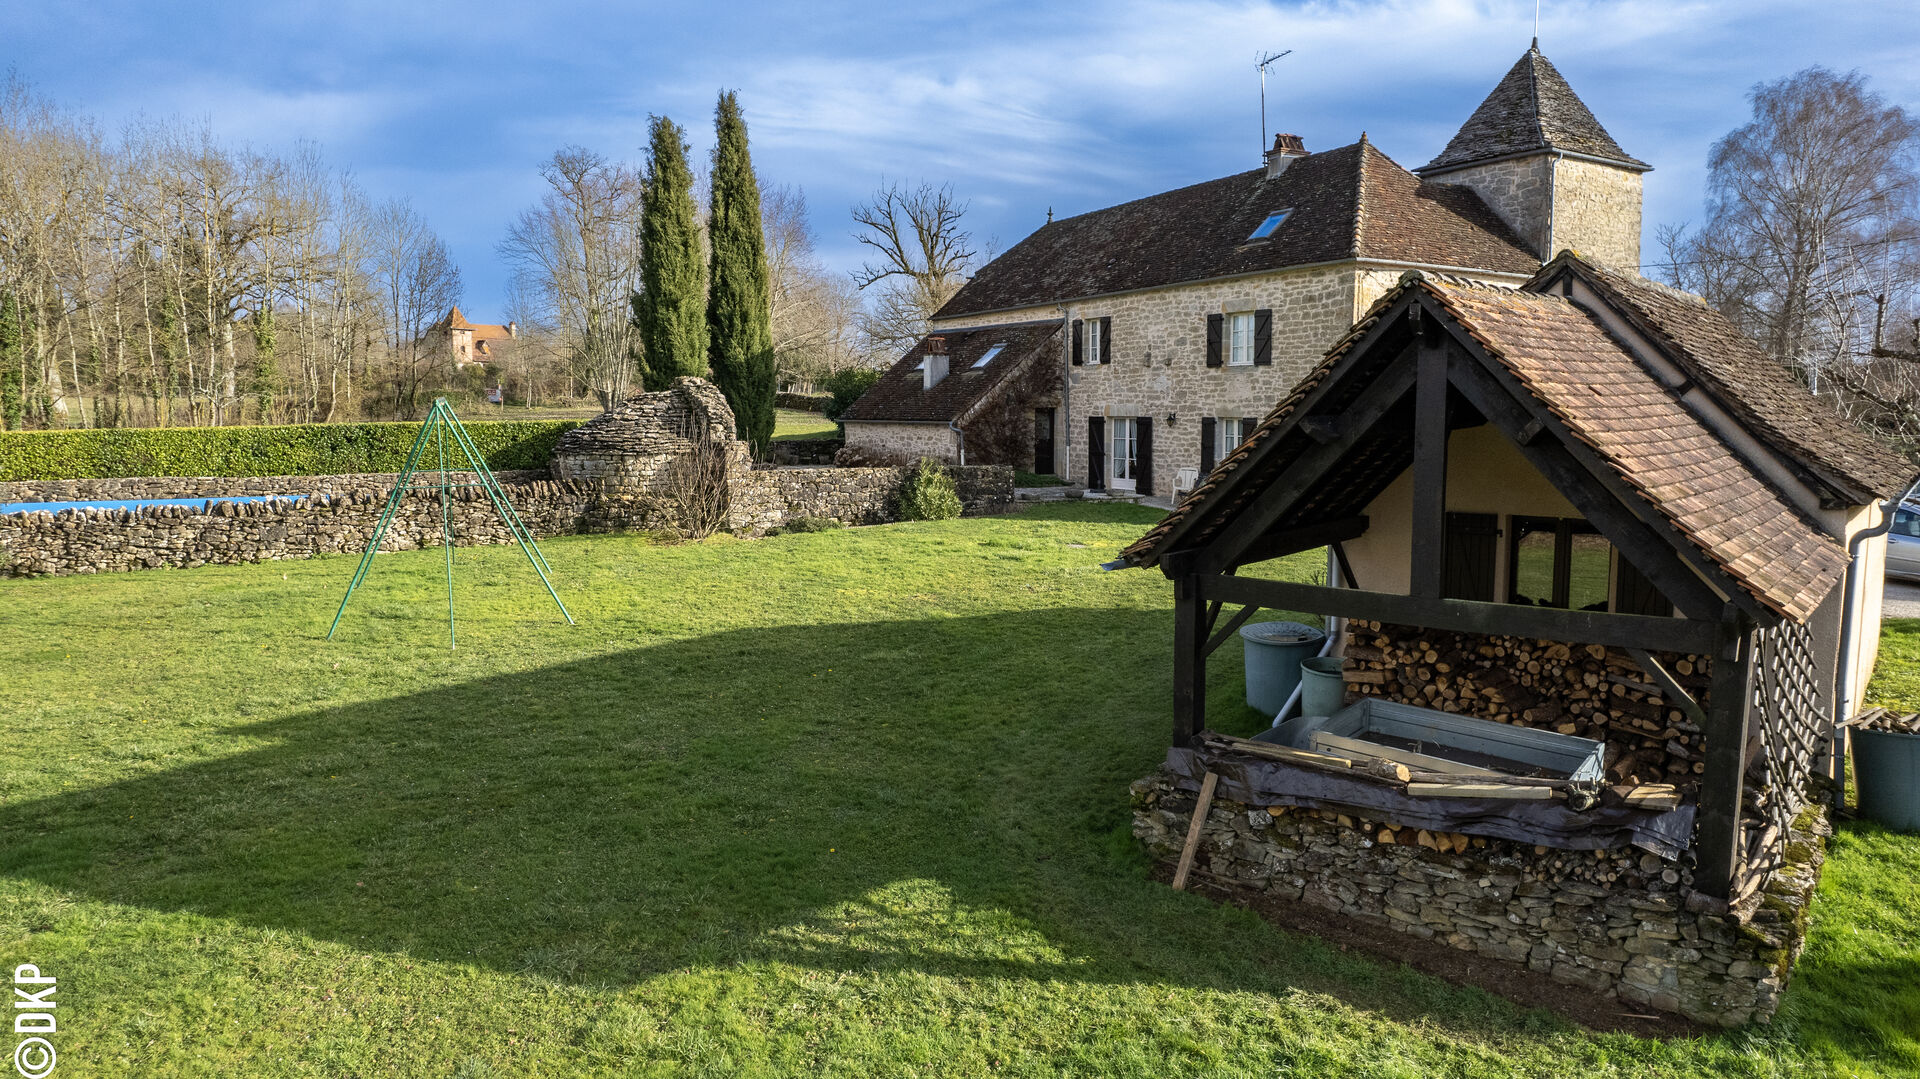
[1853, 707, 1920, 734]
[1341, 621, 1710, 792]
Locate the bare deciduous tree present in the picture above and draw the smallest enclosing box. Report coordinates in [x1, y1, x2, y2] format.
[850, 180, 976, 356]
[499, 146, 644, 410]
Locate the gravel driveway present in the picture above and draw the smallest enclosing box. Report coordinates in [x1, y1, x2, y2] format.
[1885, 579, 1920, 619]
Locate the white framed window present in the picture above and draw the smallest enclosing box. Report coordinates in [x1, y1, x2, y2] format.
[1228, 312, 1255, 366]
[1086, 318, 1103, 364]
[973, 343, 1005, 368]
[1109, 417, 1138, 490]
[1216, 417, 1244, 459]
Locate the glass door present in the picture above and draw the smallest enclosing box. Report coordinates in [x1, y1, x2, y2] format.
[1110, 417, 1138, 491]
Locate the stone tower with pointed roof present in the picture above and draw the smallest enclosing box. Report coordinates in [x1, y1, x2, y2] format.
[1415, 46, 1649, 270]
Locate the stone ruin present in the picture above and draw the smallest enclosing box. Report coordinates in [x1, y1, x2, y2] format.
[550, 377, 746, 492]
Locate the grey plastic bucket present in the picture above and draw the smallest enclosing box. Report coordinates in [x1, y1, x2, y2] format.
[1241, 621, 1326, 715]
[1300, 656, 1347, 718]
[1854, 727, 1920, 833]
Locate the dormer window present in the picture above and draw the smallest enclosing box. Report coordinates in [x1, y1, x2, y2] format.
[1248, 210, 1290, 240]
[972, 344, 1006, 369]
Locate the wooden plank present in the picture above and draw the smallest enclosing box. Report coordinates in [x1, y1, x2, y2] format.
[1696, 618, 1754, 900]
[1173, 577, 1206, 748]
[1212, 735, 1353, 771]
[1171, 771, 1219, 891]
[1626, 647, 1709, 729]
[1194, 573, 1721, 655]
[1407, 782, 1555, 800]
[1410, 336, 1450, 599]
[1331, 541, 1360, 590]
[1310, 731, 1505, 777]
[1203, 603, 1262, 657]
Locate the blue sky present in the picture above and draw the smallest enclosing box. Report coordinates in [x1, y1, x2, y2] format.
[5, 0, 1915, 313]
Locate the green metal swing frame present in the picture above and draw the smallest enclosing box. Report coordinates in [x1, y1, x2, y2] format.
[326, 397, 574, 648]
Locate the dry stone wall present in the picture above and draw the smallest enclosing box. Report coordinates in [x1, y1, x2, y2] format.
[729, 464, 1012, 531]
[0, 470, 548, 505]
[1132, 772, 1823, 1027]
[1, 478, 597, 578]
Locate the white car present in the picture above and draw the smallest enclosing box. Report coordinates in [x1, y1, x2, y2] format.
[1889, 504, 1920, 582]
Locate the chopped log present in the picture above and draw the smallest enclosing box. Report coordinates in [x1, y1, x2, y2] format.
[1614, 784, 1682, 811]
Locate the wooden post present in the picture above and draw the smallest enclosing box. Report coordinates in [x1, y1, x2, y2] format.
[1409, 332, 1449, 599]
[1173, 575, 1207, 748]
[1697, 616, 1754, 899]
[1172, 771, 1219, 891]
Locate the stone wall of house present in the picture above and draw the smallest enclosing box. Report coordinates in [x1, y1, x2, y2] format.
[839, 422, 960, 465]
[0, 471, 550, 505]
[1550, 157, 1644, 270]
[1426, 155, 1642, 270]
[768, 438, 844, 466]
[1059, 266, 1359, 490]
[1132, 771, 1823, 1026]
[0, 479, 600, 578]
[1430, 157, 1555, 259]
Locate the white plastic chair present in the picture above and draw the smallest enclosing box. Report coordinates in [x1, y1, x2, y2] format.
[1170, 467, 1200, 502]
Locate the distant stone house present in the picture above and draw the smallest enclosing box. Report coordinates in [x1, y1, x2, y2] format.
[428, 306, 518, 369]
[842, 47, 1650, 493]
[837, 321, 1062, 469]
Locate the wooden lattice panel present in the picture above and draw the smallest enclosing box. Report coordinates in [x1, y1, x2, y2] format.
[1742, 622, 1829, 882]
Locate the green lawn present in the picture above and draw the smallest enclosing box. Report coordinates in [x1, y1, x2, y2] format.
[772, 408, 837, 441]
[1, 504, 1915, 1076]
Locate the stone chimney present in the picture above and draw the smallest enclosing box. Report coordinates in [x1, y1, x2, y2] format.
[1264, 133, 1308, 178]
[507, 320, 518, 337]
[922, 336, 949, 390]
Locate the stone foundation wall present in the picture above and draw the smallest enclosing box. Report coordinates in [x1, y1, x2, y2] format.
[1, 479, 598, 577]
[1132, 771, 1822, 1027]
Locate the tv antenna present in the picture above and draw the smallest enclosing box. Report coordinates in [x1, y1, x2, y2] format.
[1256, 50, 1292, 151]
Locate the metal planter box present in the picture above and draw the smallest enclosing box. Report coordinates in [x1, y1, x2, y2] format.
[1269, 697, 1607, 782]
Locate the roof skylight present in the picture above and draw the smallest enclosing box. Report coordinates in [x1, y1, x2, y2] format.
[1249, 210, 1291, 240]
[972, 344, 1006, 368]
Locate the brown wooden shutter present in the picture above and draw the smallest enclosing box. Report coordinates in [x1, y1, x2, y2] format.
[1240, 417, 1256, 441]
[1071, 319, 1084, 365]
[1199, 417, 1216, 473]
[1442, 512, 1499, 602]
[1136, 416, 1153, 495]
[1206, 313, 1223, 367]
[1087, 416, 1105, 489]
[1253, 308, 1273, 366]
[1099, 316, 1112, 364]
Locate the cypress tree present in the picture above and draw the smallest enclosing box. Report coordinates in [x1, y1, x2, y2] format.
[0, 293, 22, 431]
[705, 90, 776, 455]
[633, 114, 708, 391]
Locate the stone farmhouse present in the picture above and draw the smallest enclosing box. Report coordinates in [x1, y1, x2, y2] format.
[427, 306, 518, 370]
[841, 47, 1650, 490]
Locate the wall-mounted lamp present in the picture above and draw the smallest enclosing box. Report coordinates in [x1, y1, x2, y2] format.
[1165, 412, 1178, 426]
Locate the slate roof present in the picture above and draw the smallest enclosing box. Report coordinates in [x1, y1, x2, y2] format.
[936, 139, 1538, 319]
[1547, 255, 1912, 500]
[1417, 48, 1649, 175]
[1119, 267, 1878, 623]
[839, 320, 1061, 425]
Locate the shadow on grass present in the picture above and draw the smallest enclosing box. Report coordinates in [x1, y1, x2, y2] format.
[0, 604, 1800, 1048]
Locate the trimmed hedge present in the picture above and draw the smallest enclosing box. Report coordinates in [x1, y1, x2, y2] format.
[0, 420, 580, 482]
[775, 391, 831, 412]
